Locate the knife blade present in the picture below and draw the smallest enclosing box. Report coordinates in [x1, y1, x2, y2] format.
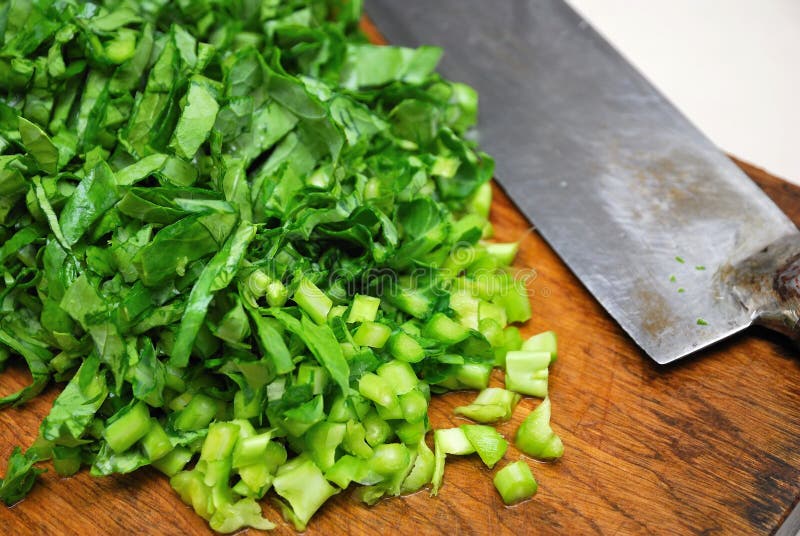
[366, 0, 800, 363]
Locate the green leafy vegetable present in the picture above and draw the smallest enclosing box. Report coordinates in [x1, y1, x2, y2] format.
[18, 117, 59, 173]
[0, 447, 44, 505]
[59, 161, 120, 245]
[0, 0, 564, 531]
[169, 81, 220, 159]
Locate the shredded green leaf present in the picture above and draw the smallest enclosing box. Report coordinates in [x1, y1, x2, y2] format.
[0, 0, 551, 531]
[0, 447, 45, 505]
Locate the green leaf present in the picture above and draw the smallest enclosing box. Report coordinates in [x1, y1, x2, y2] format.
[134, 212, 236, 287]
[169, 81, 219, 159]
[115, 153, 168, 186]
[0, 226, 43, 266]
[170, 222, 256, 366]
[18, 116, 59, 174]
[0, 2, 550, 527]
[59, 160, 120, 246]
[32, 176, 71, 251]
[40, 355, 108, 444]
[91, 443, 149, 476]
[340, 45, 442, 89]
[270, 310, 350, 396]
[0, 447, 44, 505]
[0, 328, 51, 408]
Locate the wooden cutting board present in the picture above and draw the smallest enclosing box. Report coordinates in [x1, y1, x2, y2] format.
[1, 159, 798, 535]
[2, 12, 800, 531]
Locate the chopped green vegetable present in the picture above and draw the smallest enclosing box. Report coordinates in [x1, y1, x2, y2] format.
[400, 439, 435, 494]
[347, 295, 381, 324]
[19, 117, 59, 174]
[387, 332, 426, 363]
[0, 0, 565, 531]
[675, 256, 685, 263]
[152, 448, 193, 477]
[461, 425, 507, 468]
[353, 321, 392, 348]
[432, 427, 475, 495]
[515, 398, 564, 460]
[493, 460, 537, 505]
[454, 387, 521, 423]
[521, 331, 558, 363]
[504, 350, 551, 398]
[697, 318, 708, 326]
[423, 313, 470, 344]
[141, 420, 172, 461]
[293, 278, 333, 326]
[104, 401, 151, 453]
[435, 427, 476, 456]
[273, 456, 339, 531]
[52, 446, 82, 477]
[0, 447, 44, 505]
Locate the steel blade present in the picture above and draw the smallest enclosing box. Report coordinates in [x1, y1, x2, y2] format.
[366, 0, 799, 363]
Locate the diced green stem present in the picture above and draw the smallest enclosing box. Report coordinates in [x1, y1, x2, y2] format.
[347, 294, 381, 323]
[104, 402, 151, 453]
[272, 456, 339, 530]
[504, 350, 550, 397]
[515, 397, 564, 460]
[293, 278, 332, 325]
[493, 460, 537, 505]
[454, 387, 521, 423]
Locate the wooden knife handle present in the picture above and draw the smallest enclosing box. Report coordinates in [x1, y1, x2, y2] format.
[728, 234, 800, 339]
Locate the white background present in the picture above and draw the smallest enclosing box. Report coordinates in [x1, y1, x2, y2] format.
[566, 0, 800, 185]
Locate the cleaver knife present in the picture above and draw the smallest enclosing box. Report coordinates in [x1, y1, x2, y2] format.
[366, 0, 800, 364]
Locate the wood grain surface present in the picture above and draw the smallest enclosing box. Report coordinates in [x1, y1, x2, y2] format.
[2, 14, 800, 534]
[0, 159, 798, 536]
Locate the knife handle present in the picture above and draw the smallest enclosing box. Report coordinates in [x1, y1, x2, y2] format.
[728, 235, 800, 339]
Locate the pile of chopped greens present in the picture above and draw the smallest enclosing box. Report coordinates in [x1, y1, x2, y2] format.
[0, 0, 563, 531]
